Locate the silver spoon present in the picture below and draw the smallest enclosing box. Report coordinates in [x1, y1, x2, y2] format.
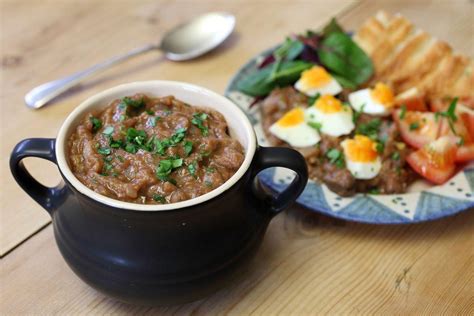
[25, 12, 235, 109]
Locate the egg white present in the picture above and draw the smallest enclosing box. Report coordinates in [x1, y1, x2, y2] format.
[305, 105, 355, 137]
[295, 77, 342, 97]
[270, 122, 321, 147]
[341, 140, 382, 179]
[348, 89, 392, 117]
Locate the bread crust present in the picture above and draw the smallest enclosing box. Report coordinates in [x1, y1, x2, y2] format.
[354, 11, 473, 105]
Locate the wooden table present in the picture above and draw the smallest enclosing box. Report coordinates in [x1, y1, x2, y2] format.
[1, 0, 473, 314]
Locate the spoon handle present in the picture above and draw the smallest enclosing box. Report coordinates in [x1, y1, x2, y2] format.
[25, 44, 158, 109]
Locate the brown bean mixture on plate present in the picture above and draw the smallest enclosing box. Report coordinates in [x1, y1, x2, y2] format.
[68, 94, 244, 204]
[261, 87, 416, 196]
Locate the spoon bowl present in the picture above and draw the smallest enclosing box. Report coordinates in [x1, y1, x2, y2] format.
[161, 12, 235, 61]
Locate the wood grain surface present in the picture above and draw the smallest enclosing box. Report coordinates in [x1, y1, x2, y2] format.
[1, 0, 473, 314]
[2, 208, 473, 314]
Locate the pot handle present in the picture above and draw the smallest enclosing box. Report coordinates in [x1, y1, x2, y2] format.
[10, 138, 63, 215]
[251, 146, 308, 215]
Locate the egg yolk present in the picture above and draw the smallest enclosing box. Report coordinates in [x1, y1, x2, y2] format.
[276, 107, 305, 127]
[344, 135, 379, 162]
[315, 95, 344, 113]
[300, 66, 332, 88]
[370, 83, 394, 107]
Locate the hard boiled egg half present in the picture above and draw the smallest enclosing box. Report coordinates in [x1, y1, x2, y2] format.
[294, 66, 342, 96]
[348, 82, 395, 116]
[341, 135, 382, 179]
[305, 95, 355, 137]
[269, 107, 321, 147]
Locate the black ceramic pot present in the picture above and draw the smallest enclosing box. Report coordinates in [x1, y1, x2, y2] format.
[10, 81, 308, 305]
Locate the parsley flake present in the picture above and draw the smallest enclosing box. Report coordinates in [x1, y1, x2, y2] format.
[188, 161, 198, 178]
[97, 147, 111, 156]
[90, 116, 102, 133]
[152, 194, 166, 203]
[191, 113, 209, 136]
[326, 148, 345, 168]
[409, 122, 420, 130]
[307, 121, 322, 131]
[156, 158, 183, 181]
[184, 140, 193, 157]
[399, 104, 407, 120]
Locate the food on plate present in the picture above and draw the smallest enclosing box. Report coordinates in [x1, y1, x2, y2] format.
[269, 107, 321, 147]
[305, 95, 354, 137]
[260, 87, 415, 196]
[406, 136, 457, 185]
[68, 94, 244, 204]
[348, 82, 395, 116]
[353, 11, 473, 100]
[294, 66, 343, 96]
[341, 135, 382, 180]
[236, 12, 474, 196]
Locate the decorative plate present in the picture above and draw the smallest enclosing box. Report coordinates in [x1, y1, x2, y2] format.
[225, 47, 474, 224]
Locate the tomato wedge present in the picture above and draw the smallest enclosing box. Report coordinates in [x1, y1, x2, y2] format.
[406, 136, 457, 184]
[438, 116, 473, 143]
[393, 110, 439, 149]
[456, 143, 474, 162]
[430, 99, 474, 139]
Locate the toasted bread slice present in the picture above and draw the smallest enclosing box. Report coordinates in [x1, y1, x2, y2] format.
[354, 11, 473, 106]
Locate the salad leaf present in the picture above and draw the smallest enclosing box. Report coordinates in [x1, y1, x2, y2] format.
[236, 60, 312, 97]
[274, 37, 305, 61]
[322, 18, 345, 38]
[318, 32, 373, 86]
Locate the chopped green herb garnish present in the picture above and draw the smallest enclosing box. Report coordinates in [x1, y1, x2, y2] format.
[435, 97, 459, 135]
[375, 142, 384, 154]
[152, 194, 166, 203]
[98, 147, 111, 156]
[352, 104, 365, 123]
[457, 137, 465, 146]
[307, 121, 322, 131]
[184, 141, 193, 157]
[119, 114, 126, 122]
[356, 118, 381, 140]
[109, 138, 123, 148]
[170, 128, 186, 144]
[392, 152, 400, 161]
[326, 148, 345, 168]
[399, 104, 407, 120]
[307, 93, 321, 106]
[116, 155, 125, 162]
[191, 112, 209, 136]
[125, 143, 137, 154]
[102, 126, 114, 136]
[146, 109, 154, 115]
[90, 116, 102, 133]
[409, 122, 420, 130]
[188, 161, 197, 178]
[122, 96, 145, 108]
[156, 158, 183, 181]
